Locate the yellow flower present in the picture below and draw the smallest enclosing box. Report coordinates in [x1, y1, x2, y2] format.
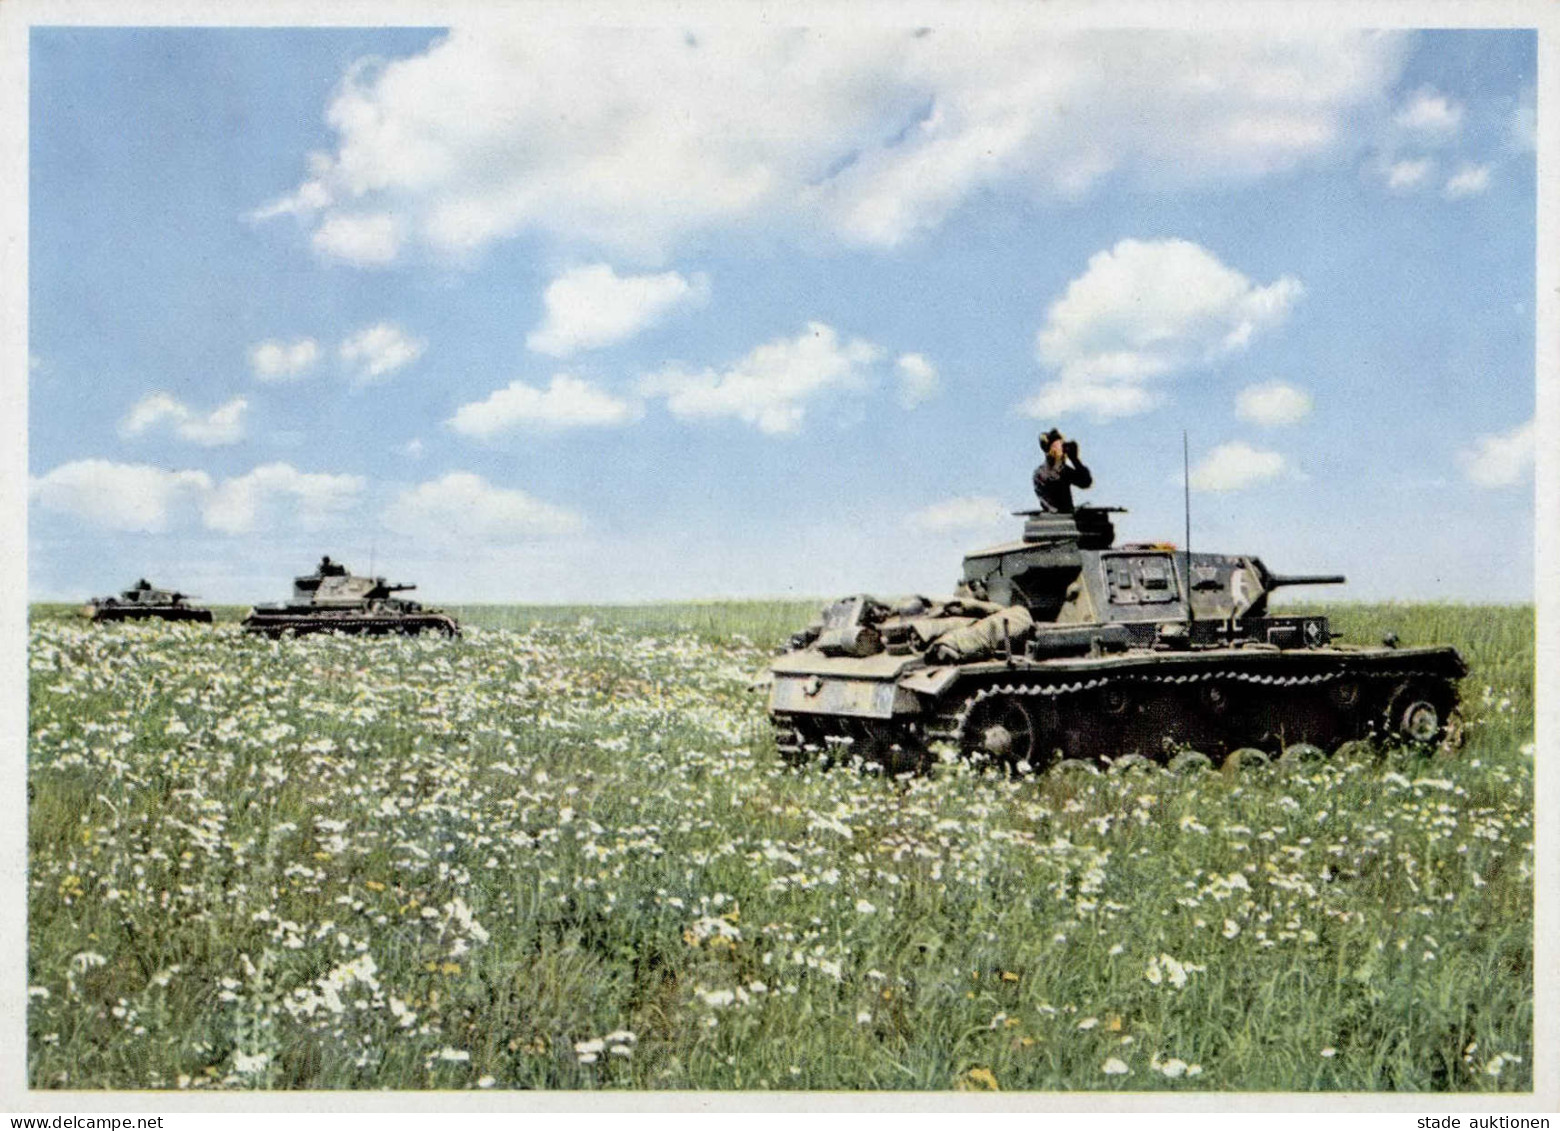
[963, 1067, 1000, 1091]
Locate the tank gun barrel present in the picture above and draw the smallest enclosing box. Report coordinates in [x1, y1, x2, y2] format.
[1265, 573, 1346, 589]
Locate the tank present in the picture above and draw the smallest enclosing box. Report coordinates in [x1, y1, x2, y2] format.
[769, 505, 1466, 772]
[81, 579, 213, 624]
[240, 556, 460, 637]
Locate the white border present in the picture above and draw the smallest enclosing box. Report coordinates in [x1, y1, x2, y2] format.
[1, 0, 1554, 1117]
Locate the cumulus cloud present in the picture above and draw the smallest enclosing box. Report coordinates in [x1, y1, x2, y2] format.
[906, 495, 1009, 533]
[202, 463, 366, 534]
[384, 471, 583, 543]
[254, 27, 1407, 262]
[340, 322, 426, 384]
[527, 265, 709, 357]
[30, 460, 212, 533]
[1444, 164, 1492, 199]
[1394, 87, 1463, 136]
[30, 459, 362, 534]
[1235, 381, 1312, 427]
[640, 321, 884, 435]
[1458, 419, 1534, 488]
[311, 212, 402, 266]
[1024, 238, 1303, 422]
[249, 338, 321, 381]
[448, 374, 641, 438]
[1385, 158, 1432, 191]
[895, 353, 940, 409]
[1189, 441, 1287, 492]
[119, 393, 249, 446]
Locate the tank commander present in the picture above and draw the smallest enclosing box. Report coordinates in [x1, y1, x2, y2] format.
[1032, 428, 1093, 513]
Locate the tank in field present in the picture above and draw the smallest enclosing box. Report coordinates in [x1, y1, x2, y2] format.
[82, 579, 213, 624]
[769, 506, 1466, 772]
[241, 556, 460, 637]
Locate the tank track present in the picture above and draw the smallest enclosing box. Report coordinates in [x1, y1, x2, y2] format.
[88, 607, 213, 624]
[774, 659, 1462, 771]
[241, 614, 460, 638]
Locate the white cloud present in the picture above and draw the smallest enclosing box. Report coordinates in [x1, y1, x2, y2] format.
[249, 338, 321, 381]
[340, 322, 426, 384]
[256, 28, 1407, 262]
[1458, 419, 1534, 488]
[640, 321, 883, 435]
[1385, 158, 1432, 191]
[119, 393, 249, 446]
[1025, 238, 1303, 422]
[1189, 441, 1287, 492]
[384, 471, 584, 544]
[202, 463, 366, 534]
[1444, 164, 1492, 199]
[895, 353, 940, 409]
[906, 495, 1009, 533]
[527, 265, 709, 357]
[1235, 381, 1312, 427]
[403, 438, 425, 458]
[31, 459, 365, 535]
[448, 374, 641, 438]
[1394, 87, 1463, 136]
[1022, 382, 1158, 422]
[30, 460, 212, 533]
[311, 212, 402, 266]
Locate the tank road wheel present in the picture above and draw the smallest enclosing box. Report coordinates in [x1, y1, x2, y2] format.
[954, 692, 1054, 770]
[1384, 681, 1455, 747]
[1107, 753, 1157, 777]
[1169, 750, 1213, 775]
[1223, 747, 1271, 776]
[960, 695, 1040, 771]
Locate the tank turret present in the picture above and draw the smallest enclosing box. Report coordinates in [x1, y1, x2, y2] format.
[956, 505, 1352, 654]
[769, 501, 1465, 773]
[241, 557, 460, 637]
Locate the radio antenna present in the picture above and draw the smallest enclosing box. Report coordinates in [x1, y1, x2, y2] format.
[1183, 430, 1194, 625]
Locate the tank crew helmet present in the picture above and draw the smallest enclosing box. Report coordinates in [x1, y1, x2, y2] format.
[1039, 428, 1064, 450]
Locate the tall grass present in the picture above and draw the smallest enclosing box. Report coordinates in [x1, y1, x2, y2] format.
[27, 603, 1532, 1091]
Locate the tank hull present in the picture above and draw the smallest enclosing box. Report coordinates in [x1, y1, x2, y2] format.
[240, 609, 461, 637]
[770, 643, 1466, 769]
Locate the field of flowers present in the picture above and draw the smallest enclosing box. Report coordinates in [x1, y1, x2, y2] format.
[27, 602, 1532, 1092]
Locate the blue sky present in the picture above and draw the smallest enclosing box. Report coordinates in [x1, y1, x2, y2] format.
[27, 23, 1536, 605]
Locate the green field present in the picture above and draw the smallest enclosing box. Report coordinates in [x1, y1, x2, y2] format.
[27, 602, 1532, 1091]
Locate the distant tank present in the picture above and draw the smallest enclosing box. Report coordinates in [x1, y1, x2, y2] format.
[241, 556, 460, 637]
[82, 579, 213, 624]
[770, 506, 1466, 772]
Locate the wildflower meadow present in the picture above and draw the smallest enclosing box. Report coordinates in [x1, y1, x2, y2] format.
[27, 601, 1532, 1092]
